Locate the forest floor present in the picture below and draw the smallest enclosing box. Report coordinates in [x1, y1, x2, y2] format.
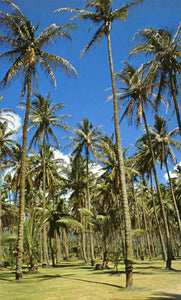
[0, 258, 181, 299]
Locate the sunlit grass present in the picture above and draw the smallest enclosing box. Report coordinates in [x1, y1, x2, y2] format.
[0, 259, 181, 299]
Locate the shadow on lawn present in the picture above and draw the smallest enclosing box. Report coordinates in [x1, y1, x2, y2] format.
[148, 292, 181, 299]
[36, 273, 122, 289]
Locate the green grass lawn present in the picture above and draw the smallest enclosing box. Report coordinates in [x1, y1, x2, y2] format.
[0, 259, 181, 300]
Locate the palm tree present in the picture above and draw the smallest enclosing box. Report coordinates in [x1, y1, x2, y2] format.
[55, 1, 144, 287]
[130, 23, 181, 134]
[66, 117, 102, 265]
[29, 92, 70, 149]
[146, 115, 181, 241]
[29, 145, 64, 264]
[63, 155, 88, 262]
[28, 92, 70, 265]
[116, 62, 173, 269]
[0, 121, 17, 268]
[24, 208, 47, 271]
[0, 0, 77, 280]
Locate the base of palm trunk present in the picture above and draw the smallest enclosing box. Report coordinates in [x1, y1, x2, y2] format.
[125, 259, 134, 289]
[16, 271, 22, 280]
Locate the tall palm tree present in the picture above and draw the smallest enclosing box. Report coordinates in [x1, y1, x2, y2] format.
[0, 0, 77, 280]
[0, 121, 16, 268]
[133, 140, 167, 260]
[146, 115, 181, 241]
[130, 23, 181, 134]
[66, 117, 102, 265]
[55, 0, 144, 287]
[116, 62, 173, 269]
[28, 92, 70, 265]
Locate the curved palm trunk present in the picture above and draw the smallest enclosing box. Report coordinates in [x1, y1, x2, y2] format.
[16, 70, 32, 280]
[165, 160, 181, 241]
[142, 111, 172, 269]
[107, 30, 133, 288]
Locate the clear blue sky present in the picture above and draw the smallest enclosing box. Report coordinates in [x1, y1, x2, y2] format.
[0, 0, 181, 182]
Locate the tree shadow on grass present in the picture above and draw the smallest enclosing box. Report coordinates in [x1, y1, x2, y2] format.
[148, 292, 181, 299]
[36, 273, 123, 289]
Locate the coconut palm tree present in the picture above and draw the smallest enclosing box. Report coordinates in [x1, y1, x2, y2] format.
[0, 1, 77, 279]
[145, 115, 181, 241]
[55, 1, 144, 285]
[28, 92, 70, 265]
[29, 145, 64, 264]
[66, 117, 102, 265]
[130, 23, 181, 134]
[116, 62, 173, 269]
[24, 208, 47, 271]
[0, 121, 17, 268]
[28, 92, 70, 149]
[62, 155, 88, 262]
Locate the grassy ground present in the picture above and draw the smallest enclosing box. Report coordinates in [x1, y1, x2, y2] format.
[0, 259, 181, 300]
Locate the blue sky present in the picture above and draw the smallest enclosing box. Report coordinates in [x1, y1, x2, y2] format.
[0, 0, 181, 182]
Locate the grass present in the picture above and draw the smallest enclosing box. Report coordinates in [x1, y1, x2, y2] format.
[0, 259, 181, 299]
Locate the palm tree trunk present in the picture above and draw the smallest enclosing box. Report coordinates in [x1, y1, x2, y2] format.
[165, 160, 181, 241]
[150, 175, 167, 260]
[86, 149, 95, 266]
[141, 190, 152, 260]
[132, 183, 144, 260]
[55, 230, 61, 264]
[42, 158, 48, 266]
[142, 111, 172, 269]
[63, 228, 69, 260]
[16, 70, 32, 280]
[170, 73, 181, 135]
[81, 213, 88, 262]
[107, 29, 133, 288]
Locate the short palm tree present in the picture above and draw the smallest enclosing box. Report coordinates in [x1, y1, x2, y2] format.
[55, 1, 144, 285]
[0, 0, 77, 280]
[130, 23, 181, 134]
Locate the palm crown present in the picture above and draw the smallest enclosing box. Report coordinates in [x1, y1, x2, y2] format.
[0, 0, 77, 95]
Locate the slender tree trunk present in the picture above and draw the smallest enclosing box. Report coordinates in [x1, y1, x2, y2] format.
[63, 228, 69, 260]
[170, 73, 181, 135]
[132, 184, 144, 260]
[86, 150, 95, 266]
[16, 70, 32, 280]
[107, 29, 133, 288]
[165, 160, 181, 241]
[55, 230, 61, 264]
[143, 111, 172, 269]
[150, 175, 167, 260]
[42, 157, 48, 266]
[141, 194, 152, 260]
[81, 213, 88, 263]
